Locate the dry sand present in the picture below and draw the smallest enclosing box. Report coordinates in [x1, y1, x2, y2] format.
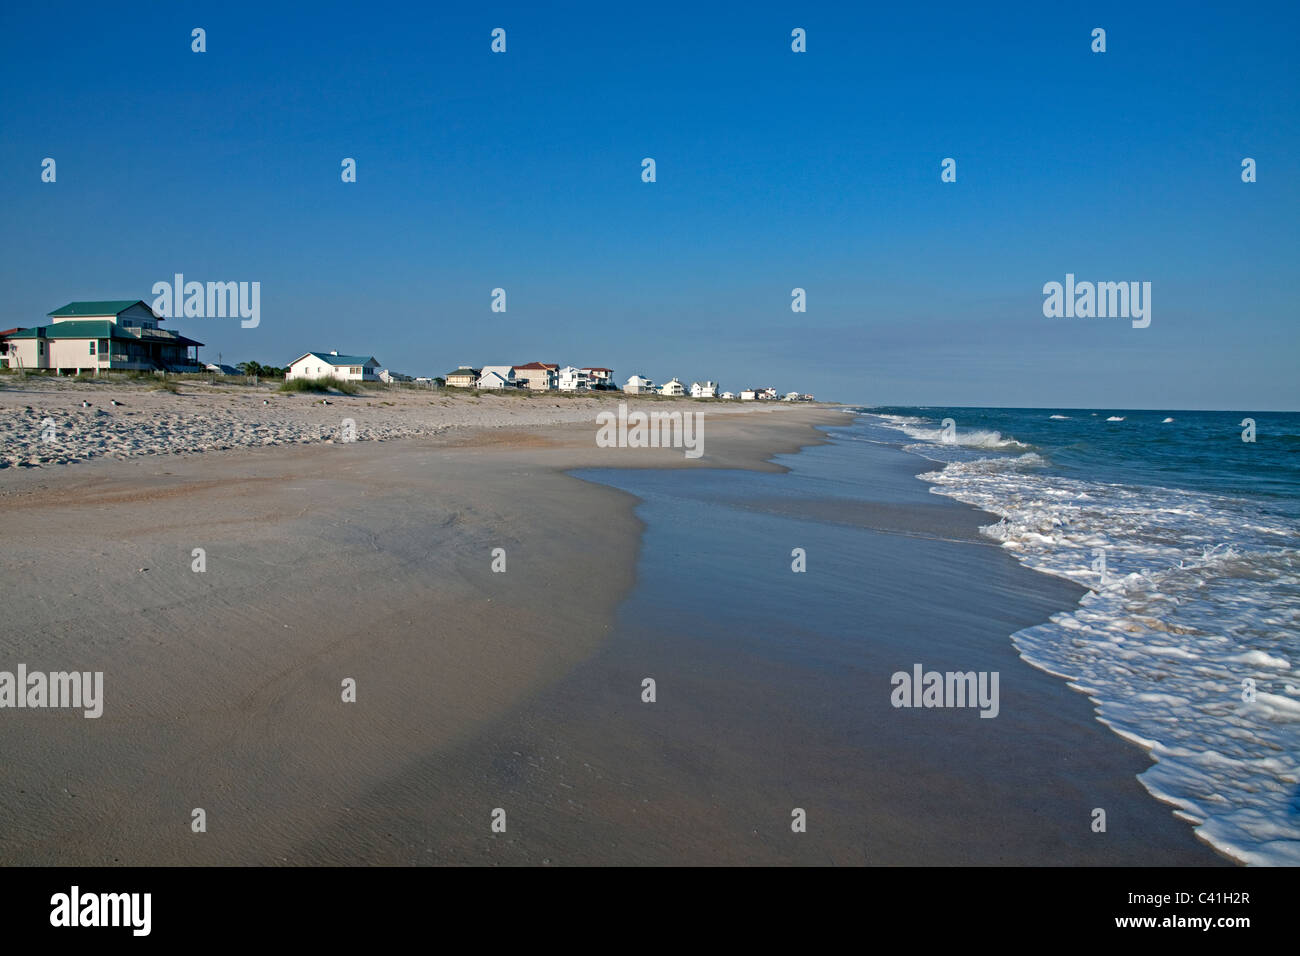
[0, 376, 778, 468]
[0, 380, 843, 864]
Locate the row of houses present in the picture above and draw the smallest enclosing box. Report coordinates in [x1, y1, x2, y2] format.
[441, 364, 620, 391]
[281, 358, 820, 400]
[445, 367, 741, 398]
[0, 300, 814, 399]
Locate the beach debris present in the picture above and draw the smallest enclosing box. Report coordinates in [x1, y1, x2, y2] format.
[80, 400, 90, 407]
[320, 399, 332, 405]
[137, 567, 148, 573]
[111, 400, 123, 406]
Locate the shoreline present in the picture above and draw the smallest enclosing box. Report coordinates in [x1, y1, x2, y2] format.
[339, 419, 1224, 866]
[0, 396, 842, 865]
[0, 396, 1230, 865]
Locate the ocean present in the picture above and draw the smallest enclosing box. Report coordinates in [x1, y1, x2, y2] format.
[863, 406, 1300, 865]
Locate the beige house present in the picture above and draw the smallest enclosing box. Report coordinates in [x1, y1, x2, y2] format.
[285, 351, 382, 382]
[444, 366, 480, 388]
[659, 378, 685, 397]
[0, 300, 204, 374]
[512, 362, 558, 390]
[624, 374, 655, 394]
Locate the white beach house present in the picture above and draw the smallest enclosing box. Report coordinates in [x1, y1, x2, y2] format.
[690, 381, 719, 398]
[286, 351, 382, 382]
[721, 391, 735, 400]
[512, 362, 559, 390]
[558, 366, 589, 391]
[581, 367, 615, 390]
[740, 389, 757, 401]
[624, 374, 655, 394]
[0, 300, 205, 375]
[477, 365, 518, 389]
[659, 378, 685, 397]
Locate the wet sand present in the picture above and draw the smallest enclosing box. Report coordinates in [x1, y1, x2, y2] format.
[0, 402, 838, 864]
[297, 432, 1229, 866]
[0, 404, 1228, 864]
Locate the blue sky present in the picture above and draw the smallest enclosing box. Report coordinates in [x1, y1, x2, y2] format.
[1, 1, 1296, 408]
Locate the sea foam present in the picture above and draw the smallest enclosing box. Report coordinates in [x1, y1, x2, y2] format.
[875, 412, 1300, 865]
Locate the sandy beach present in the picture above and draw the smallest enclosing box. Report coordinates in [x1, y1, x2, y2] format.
[0, 380, 1229, 865]
[0, 376, 777, 468]
[0, 379, 844, 864]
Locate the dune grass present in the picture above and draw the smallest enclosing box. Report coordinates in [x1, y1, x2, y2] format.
[279, 376, 361, 395]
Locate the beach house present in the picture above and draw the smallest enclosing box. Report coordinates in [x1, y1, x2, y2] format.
[581, 367, 615, 390]
[477, 366, 518, 389]
[624, 374, 655, 394]
[512, 362, 558, 390]
[0, 300, 205, 374]
[444, 366, 480, 388]
[690, 381, 719, 398]
[740, 389, 757, 401]
[721, 391, 735, 400]
[286, 351, 382, 382]
[659, 378, 685, 397]
[558, 366, 589, 391]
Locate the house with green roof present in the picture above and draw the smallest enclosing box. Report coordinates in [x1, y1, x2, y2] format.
[444, 366, 481, 388]
[0, 300, 204, 374]
[285, 351, 383, 383]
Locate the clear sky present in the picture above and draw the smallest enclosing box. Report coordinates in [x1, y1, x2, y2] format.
[1, 1, 1296, 408]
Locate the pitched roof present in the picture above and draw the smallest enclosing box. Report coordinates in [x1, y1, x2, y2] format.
[48, 300, 155, 318]
[9, 320, 119, 339]
[445, 368, 479, 377]
[6, 321, 203, 346]
[293, 352, 378, 366]
[581, 366, 613, 373]
[513, 361, 557, 370]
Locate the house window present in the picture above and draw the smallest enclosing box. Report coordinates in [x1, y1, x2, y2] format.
[89, 341, 96, 355]
[38, 341, 44, 356]
[351, 366, 361, 375]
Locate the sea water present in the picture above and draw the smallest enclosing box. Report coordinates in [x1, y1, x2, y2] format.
[864, 406, 1300, 865]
